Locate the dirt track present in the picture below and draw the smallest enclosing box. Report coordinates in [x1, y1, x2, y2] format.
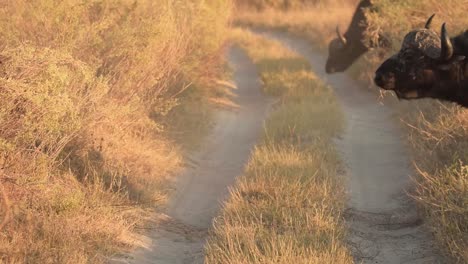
[257, 30, 443, 264]
[119, 46, 271, 264]
[117, 31, 444, 264]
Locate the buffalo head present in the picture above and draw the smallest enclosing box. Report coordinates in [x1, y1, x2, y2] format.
[325, 0, 373, 74]
[326, 27, 367, 73]
[374, 14, 467, 104]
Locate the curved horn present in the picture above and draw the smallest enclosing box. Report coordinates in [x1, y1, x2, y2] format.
[425, 14, 435, 29]
[440, 23, 454, 61]
[336, 26, 347, 45]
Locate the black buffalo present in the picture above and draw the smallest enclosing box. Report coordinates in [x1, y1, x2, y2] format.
[374, 15, 468, 107]
[326, 0, 374, 74]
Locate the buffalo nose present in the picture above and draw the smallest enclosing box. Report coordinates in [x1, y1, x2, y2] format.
[374, 72, 385, 87]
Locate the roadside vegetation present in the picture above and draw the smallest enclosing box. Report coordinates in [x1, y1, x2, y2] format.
[233, 0, 468, 261]
[0, 0, 231, 262]
[205, 28, 351, 263]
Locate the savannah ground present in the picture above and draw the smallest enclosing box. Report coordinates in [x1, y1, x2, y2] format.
[118, 27, 352, 263]
[203, 16, 440, 263]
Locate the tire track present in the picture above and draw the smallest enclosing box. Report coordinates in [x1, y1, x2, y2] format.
[115, 46, 272, 264]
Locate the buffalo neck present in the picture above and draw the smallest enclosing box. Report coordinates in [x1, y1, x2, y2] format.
[346, 43, 368, 64]
[430, 33, 468, 106]
[451, 31, 468, 57]
[428, 79, 468, 107]
[344, 0, 372, 47]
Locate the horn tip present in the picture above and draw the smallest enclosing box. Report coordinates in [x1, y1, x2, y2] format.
[425, 14, 436, 29]
[442, 23, 448, 33]
[440, 22, 453, 61]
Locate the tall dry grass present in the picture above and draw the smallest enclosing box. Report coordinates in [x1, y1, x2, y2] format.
[235, 0, 358, 11]
[401, 103, 468, 262]
[233, 0, 358, 49]
[0, 0, 232, 262]
[233, 0, 468, 261]
[205, 28, 351, 264]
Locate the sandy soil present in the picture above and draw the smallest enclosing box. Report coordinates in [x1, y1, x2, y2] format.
[256, 30, 444, 264]
[115, 46, 272, 264]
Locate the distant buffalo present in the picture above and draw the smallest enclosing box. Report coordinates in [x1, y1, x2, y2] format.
[326, 0, 385, 74]
[374, 15, 468, 107]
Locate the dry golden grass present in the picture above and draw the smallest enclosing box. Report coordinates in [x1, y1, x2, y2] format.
[233, 0, 358, 49]
[233, 0, 468, 261]
[398, 101, 468, 262]
[0, 0, 232, 262]
[235, 0, 358, 11]
[205, 28, 351, 264]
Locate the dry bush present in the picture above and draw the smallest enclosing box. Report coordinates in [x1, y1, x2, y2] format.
[0, 0, 232, 262]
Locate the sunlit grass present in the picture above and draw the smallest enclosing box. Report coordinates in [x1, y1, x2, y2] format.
[0, 0, 232, 262]
[400, 102, 468, 262]
[233, 1, 357, 50]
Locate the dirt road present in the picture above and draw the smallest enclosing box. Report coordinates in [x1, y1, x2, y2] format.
[256, 30, 443, 263]
[120, 46, 271, 264]
[117, 31, 443, 264]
